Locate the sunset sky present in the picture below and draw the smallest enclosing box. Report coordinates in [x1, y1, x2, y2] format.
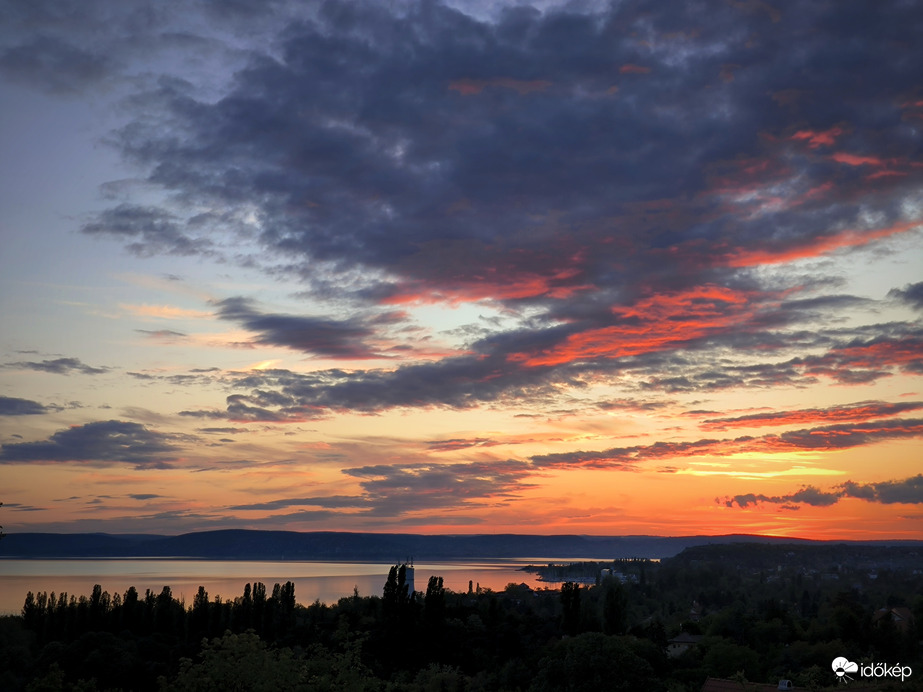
[1, 0, 921, 539]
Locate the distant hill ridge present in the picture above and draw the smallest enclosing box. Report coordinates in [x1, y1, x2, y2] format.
[2, 530, 920, 560]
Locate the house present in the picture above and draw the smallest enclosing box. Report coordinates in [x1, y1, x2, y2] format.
[667, 631, 703, 658]
[873, 606, 914, 633]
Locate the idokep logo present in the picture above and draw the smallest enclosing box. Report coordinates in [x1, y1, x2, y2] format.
[832, 657, 913, 684]
[832, 657, 858, 682]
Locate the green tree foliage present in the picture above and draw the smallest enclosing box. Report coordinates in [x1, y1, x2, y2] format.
[531, 632, 664, 692]
[160, 631, 307, 692]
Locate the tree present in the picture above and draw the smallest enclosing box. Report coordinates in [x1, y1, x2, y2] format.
[561, 582, 582, 635]
[601, 578, 628, 635]
[531, 633, 664, 692]
[160, 631, 307, 692]
[424, 576, 446, 628]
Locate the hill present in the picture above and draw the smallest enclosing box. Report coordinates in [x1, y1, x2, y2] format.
[2, 530, 919, 560]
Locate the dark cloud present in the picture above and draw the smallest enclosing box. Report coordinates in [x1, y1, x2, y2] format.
[0, 420, 188, 469]
[76, 0, 922, 316]
[889, 282, 923, 310]
[7, 0, 921, 433]
[725, 488, 841, 509]
[0, 34, 111, 94]
[135, 329, 187, 339]
[844, 475, 923, 505]
[701, 400, 923, 431]
[184, 321, 919, 418]
[218, 355, 571, 418]
[530, 437, 737, 470]
[3, 502, 46, 512]
[229, 495, 370, 511]
[81, 204, 214, 257]
[8, 357, 108, 375]
[723, 474, 923, 508]
[426, 438, 500, 452]
[0, 395, 47, 415]
[773, 417, 923, 450]
[529, 418, 923, 469]
[225, 459, 534, 518]
[342, 459, 535, 516]
[213, 296, 385, 359]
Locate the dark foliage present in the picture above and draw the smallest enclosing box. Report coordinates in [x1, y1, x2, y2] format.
[2, 547, 921, 691]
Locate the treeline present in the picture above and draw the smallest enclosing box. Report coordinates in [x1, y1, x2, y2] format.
[21, 581, 297, 647]
[1, 544, 922, 691]
[521, 558, 652, 583]
[3, 573, 662, 691]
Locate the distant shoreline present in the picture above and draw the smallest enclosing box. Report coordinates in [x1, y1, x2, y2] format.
[3, 529, 920, 561]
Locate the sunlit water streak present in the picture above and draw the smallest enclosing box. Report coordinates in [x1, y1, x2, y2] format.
[0, 557, 604, 615]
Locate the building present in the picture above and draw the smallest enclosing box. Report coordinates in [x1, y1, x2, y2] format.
[667, 632, 703, 658]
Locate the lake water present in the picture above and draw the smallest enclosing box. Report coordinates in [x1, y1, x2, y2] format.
[0, 557, 577, 615]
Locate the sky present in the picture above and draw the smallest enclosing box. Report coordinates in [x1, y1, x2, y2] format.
[1, 0, 922, 539]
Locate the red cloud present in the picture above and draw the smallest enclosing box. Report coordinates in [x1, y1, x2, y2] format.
[701, 400, 923, 431]
[790, 126, 844, 148]
[508, 285, 759, 367]
[531, 418, 923, 470]
[449, 78, 552, 95]
[831, 152, 886, 166]
[724, 219, 921, 268]
[619, 64, 651, 74]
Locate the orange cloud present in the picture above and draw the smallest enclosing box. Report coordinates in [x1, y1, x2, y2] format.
[120, 303, 211, 319]
[790, 126, 844, 148]
[831, 337, 923, 370]
[701, 400, 923, 431]
[531, 418, 923, 469]
[725, 218, 921, 267]
[381, 269, 590, 306]
[508, 285, 757, 367]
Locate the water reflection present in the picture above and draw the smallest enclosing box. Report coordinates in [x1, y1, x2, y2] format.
[0, 558, 580, 614]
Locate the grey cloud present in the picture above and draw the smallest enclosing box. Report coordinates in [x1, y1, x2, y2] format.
[79, 0, 923, 306]
[341, 459, 535, 516]
[195, 322, 916, 418]
[775, 417, 923, 450]
[136, 329, 187, 339]
[0, 420, 188, 469]
[229, 495, 370, 511]
[426, 438, 500, 452]
[213, 296, 383, 359]
[7, 0, 918, 419]
[724, 489, 840, 509]
[702, 400, 923, 430]
[529, 418, 923, 470]
[0, 395, 47, 415]
[0, 35, 111, 94]
[844, 475, 923, 505]
[9, 357, 108, 375]
[81, 204, 214, 257]
[724, 474, 923, 509]
[889, 282, 923, 310]
[222, 462, 530, 519]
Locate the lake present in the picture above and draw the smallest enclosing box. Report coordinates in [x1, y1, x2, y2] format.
[0, 557, 579, 615]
